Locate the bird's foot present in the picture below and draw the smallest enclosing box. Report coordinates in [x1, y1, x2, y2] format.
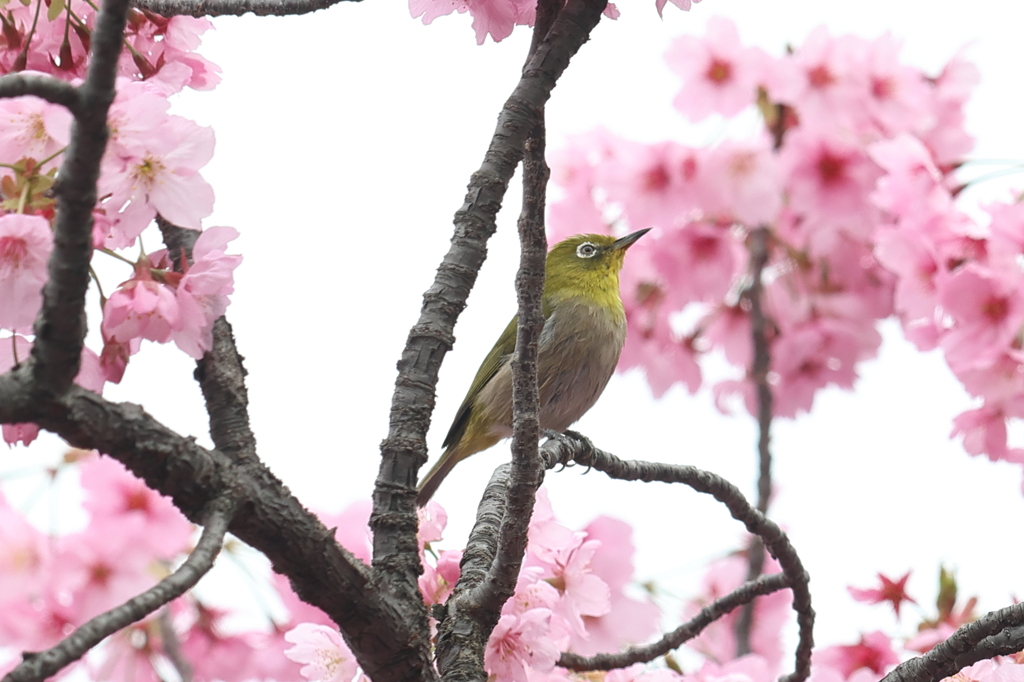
[541, 430, 595, 472]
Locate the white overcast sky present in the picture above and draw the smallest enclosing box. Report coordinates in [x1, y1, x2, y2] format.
[7, 0, 1024, 656]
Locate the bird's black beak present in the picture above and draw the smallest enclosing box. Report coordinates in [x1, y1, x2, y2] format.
[611, 227, 652, 251]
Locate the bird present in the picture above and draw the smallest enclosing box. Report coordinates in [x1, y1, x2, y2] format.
[416, 228, 651, 506]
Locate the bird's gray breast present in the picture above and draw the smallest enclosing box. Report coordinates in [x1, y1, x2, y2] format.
[474, 300, 627, 437]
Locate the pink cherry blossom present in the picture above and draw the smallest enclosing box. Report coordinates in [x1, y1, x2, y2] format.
[868, 134, 951, 219]
[847, 572, 916, 617]
[567, 517, 659, 656]
[813, 631, 900, 679]
[53, 523, 157, 622]
[420, 549, 462, 606]
[2, 422, 39, 447]
[783, 27, 867, 128]
[169, 226, 242, 358]
[0, 492, 49, 599]
[179, 603, 264, 682]
[779, 127, 882, 239]
[655, 0, 700, 16]
[957, 350, 1024, 403]
[79, 453, 194, 557]
[770, 318, 878, 418]
[650, 221, 740, 305]
[408, 0, 618, 44]
[284, 623, 359, 682]
[918, 51, 978, 166]
[485, 609, 561, 682]
[595, 138, 705, 229]
[101, 259, 182, 345]
[0, 89, 72, 169]
[319, 500, 373, 565]
[945, 661, 1024, 682]
[0, 213, 54, 331]
[861, 34, 934, 135]
[618, 304, 702, 398]
[99, 81, 215, 246]
[666, 17, 763, 121]
[418, 500, 448, 547]
[937, 264, 1024, 371]
[950, 404, 1024, 465]
[702, 137, 783, 225]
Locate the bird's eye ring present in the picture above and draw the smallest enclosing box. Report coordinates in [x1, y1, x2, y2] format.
[576, 242, 598, 258]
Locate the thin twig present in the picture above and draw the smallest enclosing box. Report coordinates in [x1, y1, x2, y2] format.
[560, 573, 791, 670]
[158, 607, 194, 682]
[736, 225, 773, 655]
[539, 432, 814, 682]
[130, 0, 358, 17]
[473, 118, 550, 617]
[0, 73, 80, 112]
[736, 101, 787, 656]
[2, 497, 235, 682]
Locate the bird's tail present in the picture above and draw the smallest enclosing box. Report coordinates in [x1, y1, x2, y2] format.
[416, 448, 459, 507]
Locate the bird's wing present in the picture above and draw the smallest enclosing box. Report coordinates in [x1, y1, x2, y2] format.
[443, 313, 518, 449]
[442, 299, 554, 449]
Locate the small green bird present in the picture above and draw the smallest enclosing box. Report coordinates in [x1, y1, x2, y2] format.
[416, 228, 651, 506]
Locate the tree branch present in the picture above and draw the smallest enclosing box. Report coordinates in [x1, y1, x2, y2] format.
[559, 573, 791, 670]
[0, 379, 435, 682]
[158, 217, 258, 465]
[474, 118, 550, 616]
[0, 73, 80, 112]
[2, 496, 236, 682]
[158, 607, 194, 682]
[429, 4, 573, 678]
[130, 0, 358, 17]
[882, 604, 1024, 682]
[30, 0, 129, 397]
[540, 432, 814, 682]
[371, 1, 607, 678]
[736, 225, 774, 656]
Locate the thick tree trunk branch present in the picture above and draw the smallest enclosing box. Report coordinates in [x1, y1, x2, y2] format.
[0, 379, 431, 682]
[3, 497, 235, 682]
[371, 3, 607, 681]
[29, 0, 128, 397]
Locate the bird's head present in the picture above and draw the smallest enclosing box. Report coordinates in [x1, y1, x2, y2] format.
[543, 229, 651, 301]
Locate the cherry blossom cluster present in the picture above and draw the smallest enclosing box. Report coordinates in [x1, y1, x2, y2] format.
[3, 455, 1022, 682]
[286, 490, 660, 682]
[407, 0, 698, 45]
[0, 452, 374, 681]
[0, 0, 237, 447]
[546, 19, 1024, 476]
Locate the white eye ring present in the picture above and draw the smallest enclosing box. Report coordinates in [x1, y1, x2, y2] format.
[576, 242, 598, 258]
